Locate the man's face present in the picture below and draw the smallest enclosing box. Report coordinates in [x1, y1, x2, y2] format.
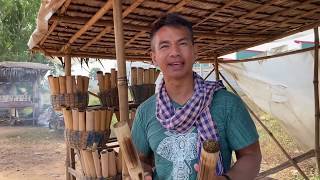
[151, 26, 196, 80]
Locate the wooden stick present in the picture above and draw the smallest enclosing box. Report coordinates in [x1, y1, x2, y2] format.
[78, 111, 86, 131]
[197, 140, 220, 180]
[108, 149, 118, 177]
[149, 68, 156, 84]
[86, 110, 94, 131]
[100, 109, 107, 131]
[105, 73, 111, 91]
[113, 121, 144, 179]
[59, 76, 67, 94]
[72, 109, 79, 131]
[111, 68, 117, 88]
[137, 67, 144, 85]
[106, 109, 113, 130]
[143, 69, 150, 84]
[82, 150, 97, 178]
[101, 150, 109, 178]
[97, 71, 105, 92]
[131, 67, 137, 86]
[94, 110, 101, 131]
[83, 76, 89, 92]
[92, 150, 102, 178]
[63, 108, 73, 130]
[66, 76, 73, 94]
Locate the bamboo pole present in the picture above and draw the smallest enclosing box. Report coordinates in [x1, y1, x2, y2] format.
[94, 110, 101, 131]
[66, 76, 73, 94]
[59, 76, 67, 94]
[97, 71, 105, 92]
[113, 0, 130, 125]
[105, 73, 111, 91]
[63, 108, 73, 130]
[106, 109, 113, 130]
[108, 149, 118, 177]
[314, 27, 320, 175]
[197, 140, 220, 180]
[82, 150, 97, 178]
[52, 77, 60, 95]
[101, 150, 109, 178]
[143, 69, 150, 84]
[100, 109, 107, 131]
[137, 67, 144, 85]
[79, 111, 86, 131]
[76, 76, 84, 93]
[219, 72, 309, 179]
[111, 68, 117, 88]
[92, 150, 102, 178]
[83, 76, 89, 92]
[149, 68, 156, 84]
[72, 109, 79, 131]
[114, 121, 144, 179]
[131, 67, 137, 85]
[86, 110, 94, 131]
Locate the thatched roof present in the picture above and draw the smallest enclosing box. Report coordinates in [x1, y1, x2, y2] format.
[0, 61, 50, 82]
[28, 0, 320, 63]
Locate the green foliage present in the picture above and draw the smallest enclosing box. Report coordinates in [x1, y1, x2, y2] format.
[0, 0, 47, 63]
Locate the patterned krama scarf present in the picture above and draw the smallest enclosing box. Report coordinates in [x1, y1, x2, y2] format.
[156, 72, 226, 175]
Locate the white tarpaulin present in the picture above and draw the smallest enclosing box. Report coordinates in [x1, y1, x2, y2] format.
[221, 49, 319, 150]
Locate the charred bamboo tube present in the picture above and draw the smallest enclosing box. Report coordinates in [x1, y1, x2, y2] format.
[105, 73, 111, 91]
[52, 77, 60, 95]
[72, 75, 77, 93]
[101, 150, 109, 178]
[106, 110, 113, 130]
[66, 76, 73, 94]
[149, 68, 156, 84]
[94, 110, 101, 131]
[111, 68, 117, 88]
[83, 150, 97, 178]
[108, 149, 118, 177]
[97, 71, 105, 92]
[59, 76, 67, 94]
[114, 121, 144, 179]
[77, 75, 84, 93]
[137, 68, 144, 85]
[197, 140, 220, 180]
[92, 150, 102, 178]
[131, 67, 137, 86]
[116, 149, 122, 173]
[86, 110, 94, 131]
[63, 108, 73, 130]
[83, 76, 89, 92]
[100, 109, 107, 131]
[79, 111, 86, 131]
[143, 69, 150, 84]
[72, 109, 79, 131]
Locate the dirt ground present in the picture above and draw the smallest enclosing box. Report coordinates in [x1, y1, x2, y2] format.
[0, 117, 318, 180]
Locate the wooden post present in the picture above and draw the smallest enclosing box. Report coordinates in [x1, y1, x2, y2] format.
[314, 27, 320, 175]
[112, 0, 129, 123]
[214, 56, 219, 81]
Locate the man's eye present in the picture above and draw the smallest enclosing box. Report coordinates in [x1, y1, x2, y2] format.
[160, 45, 169, 49]
[180, 42, 187, 46]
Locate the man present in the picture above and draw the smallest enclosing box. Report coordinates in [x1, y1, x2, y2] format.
[131, 13, 261, 180]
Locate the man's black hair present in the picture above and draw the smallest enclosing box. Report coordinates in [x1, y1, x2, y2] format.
[150, 13, 194, 48]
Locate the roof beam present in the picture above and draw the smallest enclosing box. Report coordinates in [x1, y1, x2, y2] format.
[59, 0, 113, 53]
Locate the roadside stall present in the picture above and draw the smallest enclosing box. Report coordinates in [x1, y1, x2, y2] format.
[28, 0, 320, 179]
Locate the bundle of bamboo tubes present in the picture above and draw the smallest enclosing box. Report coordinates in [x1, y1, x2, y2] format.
[96, 69, 119, 107]
[63, 107, 113, 149]
[79, 148, 121, 179]
[130, 67, 160, 104]
[197, 140, 220, 180]
[47, 75, 89, 110]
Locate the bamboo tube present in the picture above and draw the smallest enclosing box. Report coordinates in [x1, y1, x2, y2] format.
[94, 110, 101, 131]
[76, 150, 86, 176]
[137, 68, 144, 85]
[143, 69, 150, 84]
[86, 110, 94, 131]
[47, 75, 57, 95]
[77, 75, 84, 93]
[52, 77, 60, 95]
[97, 71, 105, 92]
[149, 68, 156, 84]
[72, 75, 77, 93]
[83, 150, 97, 178]
[92, 150, 102, 178]
[106, 110, 113, 130]
[113, 121, 144, 179]
[83, 76, 89, 92]
[101, 150, 109, 178]
[80, 150, 90, 176]
[116, 149, 122, 173]
[105, 73, 111, 91]
[100, 109, 107, 131]
[197, 140, 220, 180]
[59, 76, 67, 94]
[63, 108, 73, 130]
[79, 111, 86, 131]
[111, 68, 117, 88]
[72, 109, 79, 131]
[66, 76, 73, 94]
[131, 67, 137, 86]
[108, 149, 118, 177]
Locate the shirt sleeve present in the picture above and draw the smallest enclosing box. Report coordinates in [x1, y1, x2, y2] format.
[131, 107, 152, 156]
[227, 96, 259, 150]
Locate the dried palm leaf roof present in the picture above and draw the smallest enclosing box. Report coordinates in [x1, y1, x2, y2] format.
[28, 0, 320, 63]
[0, 61, 50, 82]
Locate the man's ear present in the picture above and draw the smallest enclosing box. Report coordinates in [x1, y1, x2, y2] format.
[150, 51, 158, 66]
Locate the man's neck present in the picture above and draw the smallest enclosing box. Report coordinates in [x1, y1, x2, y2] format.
[164, 73, 194, 105]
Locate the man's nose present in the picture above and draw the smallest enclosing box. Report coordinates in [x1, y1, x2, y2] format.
[169, 44, 181, 57]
